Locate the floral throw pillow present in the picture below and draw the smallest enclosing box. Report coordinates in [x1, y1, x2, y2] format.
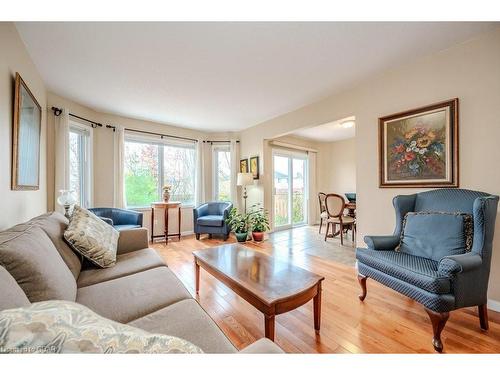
[0, 301, 203, 354]
[64, 205, 119, 268]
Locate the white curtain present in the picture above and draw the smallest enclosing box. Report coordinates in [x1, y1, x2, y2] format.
[229, 139, 240, 208]
[54, 108, 70, 213]
[195, 138, 206, 206]
[113, 126, 126, 208]
[307, 151, 317, 225]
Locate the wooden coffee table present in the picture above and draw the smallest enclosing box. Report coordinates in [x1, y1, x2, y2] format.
[193, 244, 324, 341]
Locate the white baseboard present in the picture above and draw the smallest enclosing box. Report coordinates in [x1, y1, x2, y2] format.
[181, 230, 194, 236]
[488, 299, 500, 312]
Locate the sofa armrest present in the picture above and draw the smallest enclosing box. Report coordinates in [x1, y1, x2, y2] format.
[438, 253, 482, 276]
[117, 228, 149, 255]
[238, 338, 284, 354]
[364, 235, 400, 250]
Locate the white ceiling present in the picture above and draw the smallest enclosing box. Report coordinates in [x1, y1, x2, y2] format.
[16, 22, 496, 132]
[292, 116, 356, 142]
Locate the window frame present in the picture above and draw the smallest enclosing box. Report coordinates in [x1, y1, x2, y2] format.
[124, 135, 196, 208]
[69, 121, 93, 208]
[212, 144, 231, 202]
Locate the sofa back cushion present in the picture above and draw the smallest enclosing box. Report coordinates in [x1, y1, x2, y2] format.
[397, 212, 473, 261]
[0, 266, 30, 311]
[34, 212, 82, 279]
[0, 224, 77, 302]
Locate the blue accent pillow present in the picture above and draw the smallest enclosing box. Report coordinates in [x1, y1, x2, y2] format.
[397, 212, 473, 262]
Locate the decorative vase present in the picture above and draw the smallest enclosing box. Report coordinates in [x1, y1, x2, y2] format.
[163, 191, 170, 202]
[252, 231, 264, 242]
[235, 232, 248, 243]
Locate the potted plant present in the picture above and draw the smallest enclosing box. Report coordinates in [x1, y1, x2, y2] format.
[225, 207, 249, 242]
[248, 204, 270, 242]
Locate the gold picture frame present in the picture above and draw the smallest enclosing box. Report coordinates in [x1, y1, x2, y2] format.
[249, 156, 259, 180]
[240, 158, 248, 173]
[379, 98, 458, 188]
[12, 72, 42, 190]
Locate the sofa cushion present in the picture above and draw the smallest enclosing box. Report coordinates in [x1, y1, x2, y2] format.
[197, 215, 224, 227]
[239, 338, 284, 354]
[0, 225, 77, 302]
[77, 248, 165, 288]
[397, 212, 473, 262]
[0, 300, 203, 353]
[64, 205, 119, 268]
[129, 299, 236, 353]
[76, 267, 191, 323]
[356, 249, 451, 294]
[34, 212, 82, 279]
[0, 266, 30, 311]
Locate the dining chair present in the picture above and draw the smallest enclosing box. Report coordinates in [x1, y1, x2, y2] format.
[318, 192, 327, 234]
[324, 193, 356, 245]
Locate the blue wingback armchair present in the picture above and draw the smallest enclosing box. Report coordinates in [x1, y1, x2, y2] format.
[193, 202, 233, 240]
[88, 207, 143, 231]
[356, 189, 498, 352]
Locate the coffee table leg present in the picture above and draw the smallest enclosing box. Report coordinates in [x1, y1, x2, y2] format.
[264, 314, 275, 341]
[195, 261, 200, 294]
[314, 281, 322, 331]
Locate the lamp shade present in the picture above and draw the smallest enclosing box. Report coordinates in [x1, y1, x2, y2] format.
[57, 190, 77, 206]
[237, 172, 254, 186]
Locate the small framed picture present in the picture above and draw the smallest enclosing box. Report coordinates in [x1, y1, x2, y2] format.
[379, 98, 459, 188]
[249, 156, 259, 180]
[240, 158, 248, 173]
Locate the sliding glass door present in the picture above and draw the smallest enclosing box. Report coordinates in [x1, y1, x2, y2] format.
[273, 151, 308, 230]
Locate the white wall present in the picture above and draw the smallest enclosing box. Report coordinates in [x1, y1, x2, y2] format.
[317, 137, 356, 200]
[239, 27, 500, 302]
[0, 23, 47, 230]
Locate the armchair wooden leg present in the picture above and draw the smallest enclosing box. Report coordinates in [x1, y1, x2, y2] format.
[478, 304, 489, 330]
[357, 274, 367, 301]
[324, 222, 330, 241]
[195, 233, 200, 240]
[319, 218, 323, 234]
[425, 308, 449, 353]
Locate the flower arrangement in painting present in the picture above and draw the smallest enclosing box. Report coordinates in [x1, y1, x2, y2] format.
[389, 126, 445, 178]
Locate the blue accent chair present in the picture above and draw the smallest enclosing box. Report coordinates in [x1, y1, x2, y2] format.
[356, 189, 499, 352]
[193, 202, 233, 240]
[88, 207, 143, 231]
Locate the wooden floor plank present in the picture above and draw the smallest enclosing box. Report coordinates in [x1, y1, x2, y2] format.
[152, 226, 500, 353]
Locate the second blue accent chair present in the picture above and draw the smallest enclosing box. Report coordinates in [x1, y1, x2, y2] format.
[356, 189, 498, 352]
[88, 207, 143, 231]
[193, 202, 233, 241]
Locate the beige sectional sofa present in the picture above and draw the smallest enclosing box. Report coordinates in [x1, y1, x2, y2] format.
[0, 212, 282, 353]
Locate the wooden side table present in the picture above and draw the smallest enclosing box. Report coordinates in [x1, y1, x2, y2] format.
[151, 201, 181, 243]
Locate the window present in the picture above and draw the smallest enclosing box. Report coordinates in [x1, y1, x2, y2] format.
[124, 137, 196, 207]
[69, 123, 92, 207]
[213, 146, 231, 201]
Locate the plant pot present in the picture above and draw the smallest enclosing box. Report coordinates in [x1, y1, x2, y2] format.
[252, 231, 264, 242]
[235, 232, 248, 242]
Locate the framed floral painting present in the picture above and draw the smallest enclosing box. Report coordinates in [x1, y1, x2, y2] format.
[379, 98, 458, 188]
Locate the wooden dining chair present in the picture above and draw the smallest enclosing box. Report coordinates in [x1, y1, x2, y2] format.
[318, 192, 327, 234]
[324, 193, 355, 246]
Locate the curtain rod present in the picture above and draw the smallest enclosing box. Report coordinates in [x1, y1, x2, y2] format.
[51, 107, 103, 128]
[107, 125, 198, 143]
[203, 140, 240, 144]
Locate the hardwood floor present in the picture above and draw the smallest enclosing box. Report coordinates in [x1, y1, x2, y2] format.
[151, 226, 500, 353]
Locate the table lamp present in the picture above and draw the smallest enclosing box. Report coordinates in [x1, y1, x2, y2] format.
[57, 190, 77, 219]
[237, 172, 254, 213]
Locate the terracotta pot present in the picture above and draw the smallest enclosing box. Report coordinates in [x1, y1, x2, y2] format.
[252, 231, 264, 242]
[235, 232, 248, 242]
